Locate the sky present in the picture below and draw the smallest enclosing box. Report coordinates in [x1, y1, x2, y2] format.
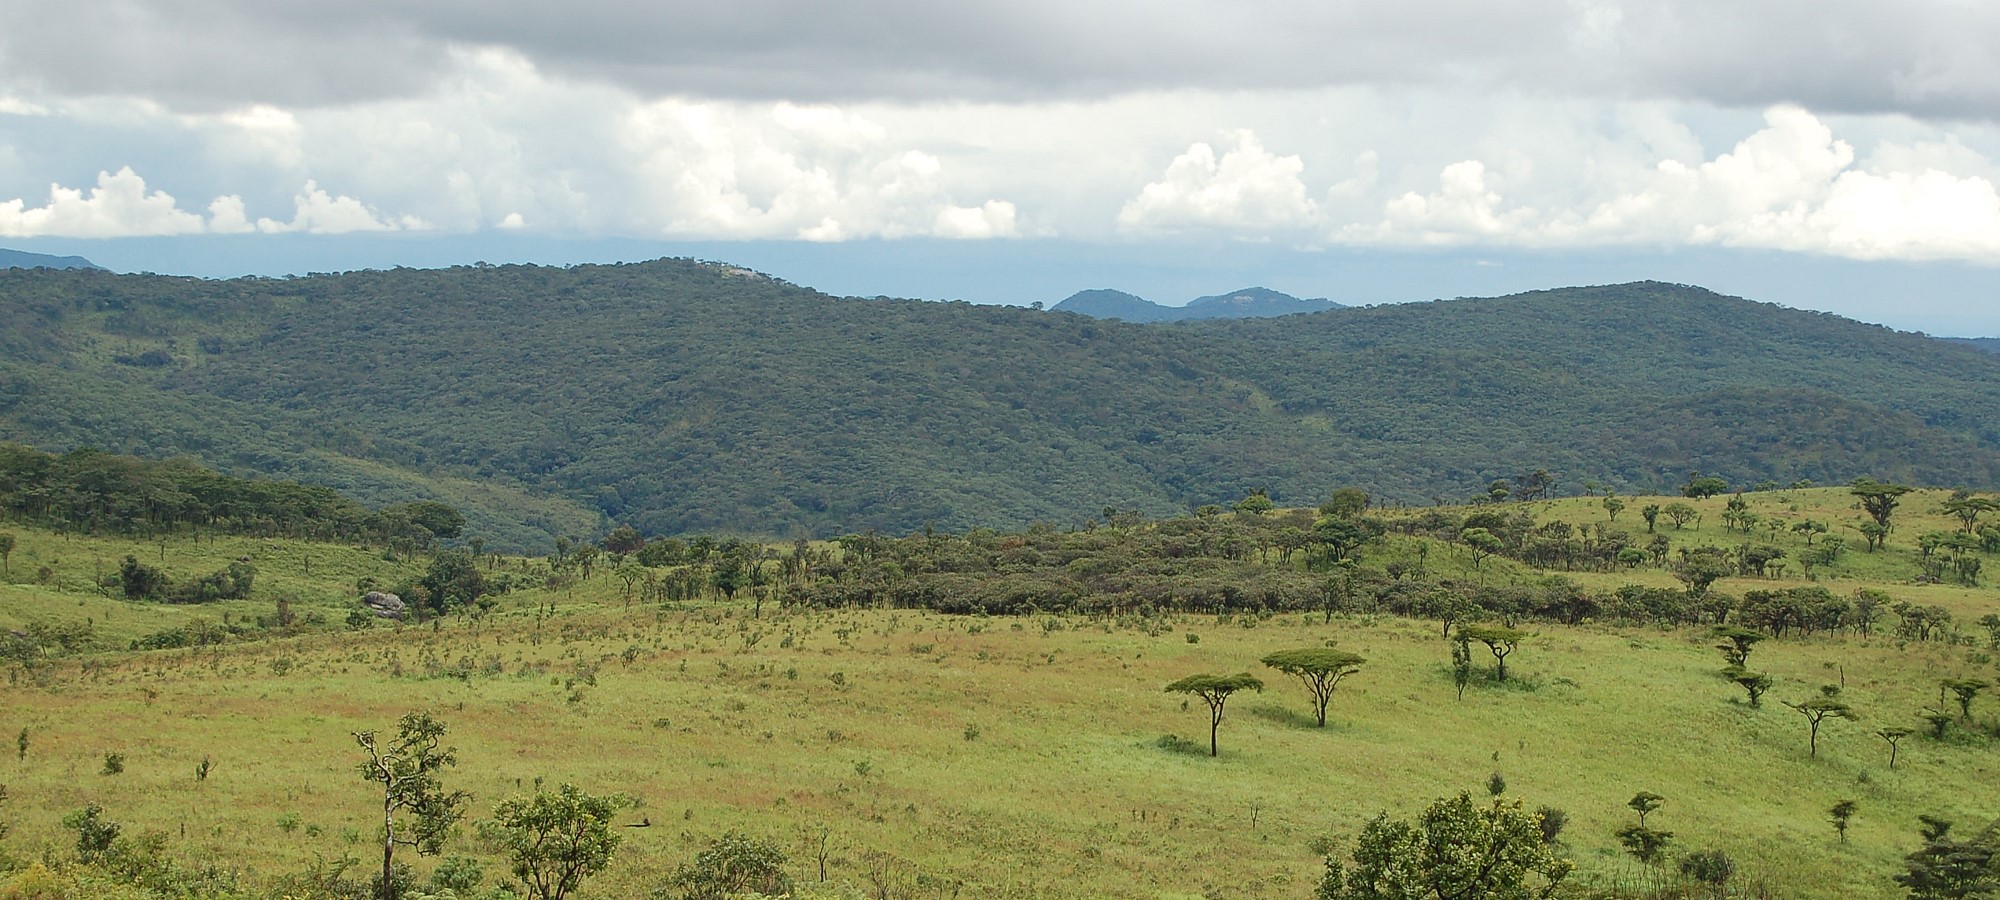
[4, 1, 2000, 333]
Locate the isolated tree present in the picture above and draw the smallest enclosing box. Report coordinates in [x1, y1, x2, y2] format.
[486, 784, 633, 900]
[669, 831, 794, 900]
[1920, 709, 1956, 741]
[1712, 625, 1765, 667]
[1316, 793, 1573, 900]
[1662, 503, 1699, 530]
[1628, 792, 1665, 827]
[1459, 625, 1527, 682]
[1684, 475, 1730, 499]
[1617, 793, 1674, 870]
[1450, 635, 1473, 701]
[1725, 668, 1773, 707]
[0, 532, 13, 577]
[1602, 496, 1625, 521]
[1236, 489, 1275, 517]
[1321, 487, 1370, 518]
[1851, 479, 1914, 532]
[1942, 679, 1988, 722]
[1673, 548, 1733, 599]
[355, 712, 471, 900]
[1461, 527, 1503, 570]
[1165, 673, 1263, 757]
[1879, 727, 1913, 770]
[1894, 816, 1998, 900]
[1830, 800, 1858, 845]
[1784, 698, 1854, 758]
[1262, 649, 1365, 727]
[1641, 504, 1661, 533]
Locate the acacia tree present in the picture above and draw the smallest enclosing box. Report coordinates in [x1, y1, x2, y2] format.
[1165, 673, 1263, 757]
[1783, 698, 1854, 758]
[1894, 816, 1998, 899]
[1830, 800, 1857, 844]
[486, 784, 633, 900]
[1641, 504, 1661, 533]
[355, 712, 470, 900]
[1941, 679, 1989, 721]
[1261, 649, 1365, 727]
[1712, 625, 1765, 668]
[1878, 727, 1912, 770]
[1459, 625, 1527, 682]
[1316, 793, 1573, 900]
[1850, 479, 1913, 533]
[1662, 503, 1699, 530]
[1725, 668, 1773, 707]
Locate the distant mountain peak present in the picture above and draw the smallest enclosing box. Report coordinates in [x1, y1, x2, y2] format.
[1050, 285, 1341, 322]
[0, 248, 101, 271]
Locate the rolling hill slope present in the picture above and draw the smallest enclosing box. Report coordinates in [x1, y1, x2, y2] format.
[3, 262, 1997, 545]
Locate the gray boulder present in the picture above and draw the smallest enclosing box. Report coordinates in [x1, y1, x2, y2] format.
[362, 591, 406, 619]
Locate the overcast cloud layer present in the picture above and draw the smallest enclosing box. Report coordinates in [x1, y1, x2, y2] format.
[5, 1, 2000, 326]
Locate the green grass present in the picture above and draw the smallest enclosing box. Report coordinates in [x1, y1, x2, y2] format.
[0, 514, 1995, 898]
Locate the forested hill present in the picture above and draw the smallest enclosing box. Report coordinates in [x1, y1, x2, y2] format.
[3, 261, 1998, 547]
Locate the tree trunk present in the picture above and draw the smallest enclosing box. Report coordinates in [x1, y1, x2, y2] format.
[382, 792, 395, 899]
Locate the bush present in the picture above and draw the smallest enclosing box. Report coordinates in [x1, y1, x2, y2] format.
[663, 831, 793, 900]
[1679, 849, 1735, 886]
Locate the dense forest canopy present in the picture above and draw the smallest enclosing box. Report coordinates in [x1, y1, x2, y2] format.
[4, 260, 1999, 548]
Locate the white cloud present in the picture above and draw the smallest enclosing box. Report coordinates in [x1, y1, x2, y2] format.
[1336, 105, 2000, 262]
[255, 180, 417, 233]
[934, 200, 1018, 239]
[0, 96, 48, 116]
[497, 211, 526, 229]
[207, 195, 254, 233]
[0, 167, 206, 237]
[1118, 131, 1317, 234]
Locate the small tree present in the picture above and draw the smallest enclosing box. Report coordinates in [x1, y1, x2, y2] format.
[1165, 673, 1263, 757]
[1461, 528, 1502, 570]
[1725, 668, 1773, 707]
[1617, 793, 1673, 870]
[669, 831, 793, 900]
[1920, 708, 1956, 740]
[1878, 727, 1912, 770]
[1662, 503, 1699, 530]
[1829, 800, 1857, 844]
[1942, 679, 1989, 722]
[486, 784, 633, 900]
[1628, 792, 1665, 826]
[1451, 636, 1472, 701]
[1783, 698, 1854, 758]
[355, 712, 471, 900]
[1712, 625, 1765, 668]
[0, 532, 14, 577]
[1316, 793, 1573, 900]
[1602, 496, 1625, 521]
[1261, 649, 1365, 727]
[1641, 504, 1661, 533]
[1850, 478, 1913, 532]
[1459, 625, 1526, 682]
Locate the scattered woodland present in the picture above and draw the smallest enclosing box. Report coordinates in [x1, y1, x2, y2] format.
[0, 449, 1996, 898]
[5, 262, 2000, 548]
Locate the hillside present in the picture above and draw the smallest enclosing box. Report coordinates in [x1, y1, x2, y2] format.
[1946, 336, 2000, 354]
[3, 262, 2000, 546]
[1049, 285, 1339, 322]
[0, 247, 99, 270]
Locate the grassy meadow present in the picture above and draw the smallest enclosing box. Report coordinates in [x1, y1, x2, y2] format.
[0, 489, 1997, 898]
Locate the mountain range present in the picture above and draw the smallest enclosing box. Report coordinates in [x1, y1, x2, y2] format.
[1050, 286, 1341, 322]
[3, 260, 1998, 548]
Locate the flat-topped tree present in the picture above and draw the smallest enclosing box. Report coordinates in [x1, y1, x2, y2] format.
[1459, 625, 1527, 682]
[1850, 478, 1913, 532]
[1712, 625, 1765, 668]
[1261, 649, 1365, 727]
[1877, 727, 1912, 769]
[1165, 673, 1262, 757]
[1783, 697, 1854, 758]
[1724, 668, 1773, 707]
[1941, 679, 1988, 721]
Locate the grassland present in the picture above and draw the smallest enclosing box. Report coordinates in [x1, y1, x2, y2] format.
[1, 490, 1996, 898]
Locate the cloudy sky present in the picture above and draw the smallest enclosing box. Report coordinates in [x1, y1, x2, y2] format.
[5, 1, 2000, 332]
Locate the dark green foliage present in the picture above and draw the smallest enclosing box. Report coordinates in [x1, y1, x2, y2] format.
[1832, 800, 1858, 844]
[1725, 668, 1773, 707]
[1679, 849, 1735, 886]
[667, 831, 793, 900]
[7, 267, 2000, 545]
[1784, 698, 1855, 758]
[418, 550, 486, 616]
[1459, 625, 1526, 682]
[63, 804, 121, 862]
[1316, 793, 1573, 899]
[1895, 816, 1998, 899]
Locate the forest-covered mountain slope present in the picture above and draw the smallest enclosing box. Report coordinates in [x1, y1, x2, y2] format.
[0, 247, 100, 270]
[1050, 285, 1338, 321]
[3, 261, 1997, 546]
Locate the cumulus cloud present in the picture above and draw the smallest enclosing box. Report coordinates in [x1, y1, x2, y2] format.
[1339, 106, 2000, 262]
[0, 167, 206, 237]
[1118, 131, 1317, 234]
[255, 181, 418, 233]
